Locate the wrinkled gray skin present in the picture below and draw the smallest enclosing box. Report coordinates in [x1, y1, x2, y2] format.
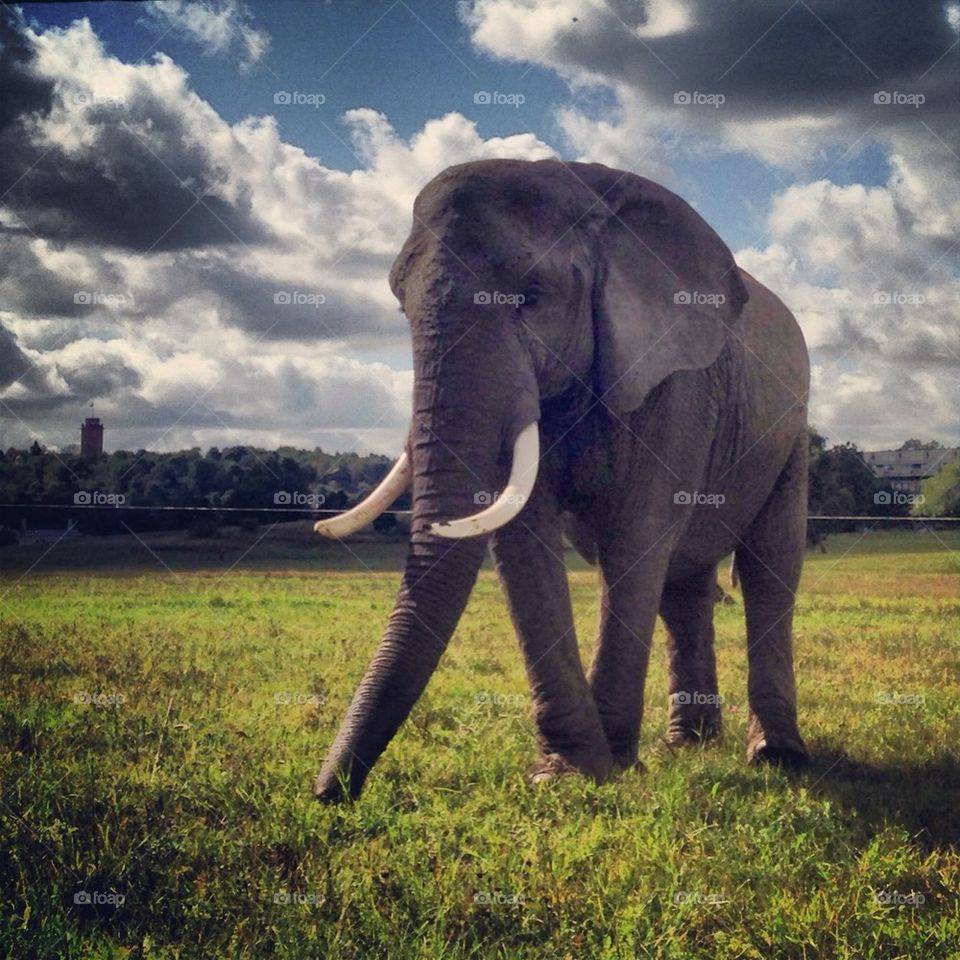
[315, 159, 809, 802]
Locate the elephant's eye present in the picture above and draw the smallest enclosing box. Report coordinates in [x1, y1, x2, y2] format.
[521, 284, 542, 309]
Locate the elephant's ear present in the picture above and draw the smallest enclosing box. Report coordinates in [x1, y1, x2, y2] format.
[586, 171, 749, 414]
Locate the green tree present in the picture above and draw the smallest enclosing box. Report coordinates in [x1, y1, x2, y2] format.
[898, 438, 943, 450]
[916, 459, 960, 517]
[808, 433, 899, 531]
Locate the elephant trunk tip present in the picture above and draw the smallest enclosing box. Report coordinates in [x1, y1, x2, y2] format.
[312, 771, 354, 804]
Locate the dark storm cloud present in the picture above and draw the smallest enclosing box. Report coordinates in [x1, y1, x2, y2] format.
[0, 10, 271, 252]
[135, 254, 404, 342]
[0, 322, 36, 389]
[12, 319, 87, 352]
[84, 394, 236, 431]
[0, 391, 223, 432]
[536, 0, 957, 117]
[272, 359, 408, 430]
[0, 5, 53, 132]
[2, 104, 273, 252]
[0, 317, 141, 409]
[61, 354, 143, 399]
[214, 268, 399, 341]
[0, 233, 110, 318]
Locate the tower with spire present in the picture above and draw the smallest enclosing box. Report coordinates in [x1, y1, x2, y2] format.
[80, 402, 103, 459]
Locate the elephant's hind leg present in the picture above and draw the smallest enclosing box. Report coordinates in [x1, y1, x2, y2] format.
[660, 569, 722, 746]
[735, 435, 809, 766]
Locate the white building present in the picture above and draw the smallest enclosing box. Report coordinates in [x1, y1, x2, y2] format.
[864, 447, 960, 494]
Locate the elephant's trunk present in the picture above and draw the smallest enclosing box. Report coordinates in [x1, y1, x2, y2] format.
[313, 499, 487, 801]
[314, 322, 539, 801]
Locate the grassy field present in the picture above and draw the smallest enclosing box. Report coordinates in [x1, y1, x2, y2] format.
[1, 530, 959, 958]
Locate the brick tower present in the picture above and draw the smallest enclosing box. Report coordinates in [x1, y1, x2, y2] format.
[81, 417, 103, 459]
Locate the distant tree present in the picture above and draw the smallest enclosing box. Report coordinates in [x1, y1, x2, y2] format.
[0, 442, 418, 536]
[373, 512, 399, 536]
[916, 459, 960, 517]
[359, 459, 392, 486]
[899, 439, 943, 450]
[807, 428, 826, 462]
[808, 433, 897, 531]
[320, 464, 353, 488]
[188, 458, 224, 501]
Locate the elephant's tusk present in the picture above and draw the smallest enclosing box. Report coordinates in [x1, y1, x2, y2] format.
[314, 453, 412, 538]
[430, 422, 539, 538]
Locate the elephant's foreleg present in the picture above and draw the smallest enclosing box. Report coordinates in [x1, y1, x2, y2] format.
[736, 436, 809, 765]
[660, 570, 722, 746]
[491, 490, 614, 784]
[588, 558, 667, 770]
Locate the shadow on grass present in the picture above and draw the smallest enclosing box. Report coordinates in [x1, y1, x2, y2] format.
[795, 744, 960, 851]
[694, 741, 960, 850]
[677, 740, 959, 854]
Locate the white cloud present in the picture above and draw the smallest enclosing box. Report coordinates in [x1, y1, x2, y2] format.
[737, 145, 960, 446]
[144, 0, 270, 71]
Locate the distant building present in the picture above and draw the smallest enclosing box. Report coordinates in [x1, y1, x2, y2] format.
[864, 447, 960, 494]
[81, 417, 104, 459]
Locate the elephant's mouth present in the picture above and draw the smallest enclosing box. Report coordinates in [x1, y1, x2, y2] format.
[314, 420, 540, 540]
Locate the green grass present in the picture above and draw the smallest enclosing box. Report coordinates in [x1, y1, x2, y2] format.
[1, 531, 959, 958]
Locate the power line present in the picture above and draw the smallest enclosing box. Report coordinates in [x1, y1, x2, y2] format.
[2, 503, 394, 515]
[807, 515, 960, 522]
[3, 504, 959, 521]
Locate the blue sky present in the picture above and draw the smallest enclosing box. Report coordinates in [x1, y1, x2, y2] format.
[28, 2, 568, 160]
[1, 1, 956, 453]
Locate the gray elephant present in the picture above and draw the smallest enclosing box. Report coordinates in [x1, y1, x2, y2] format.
[313, 159, 809, 802]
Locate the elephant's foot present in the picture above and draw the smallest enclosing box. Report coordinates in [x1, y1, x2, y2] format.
[747, 735, 809, 768]
[524, 747, 614, 786]
[611, 751, 645, 775]
[746, 711, 808, 768]
[664, 711, 722, 748]
[524, 755, 578, 786]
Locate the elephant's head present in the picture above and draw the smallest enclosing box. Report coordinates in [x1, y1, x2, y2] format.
[313, 159, 748, 800]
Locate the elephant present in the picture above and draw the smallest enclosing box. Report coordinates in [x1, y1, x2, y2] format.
[313, 159, 809, 802]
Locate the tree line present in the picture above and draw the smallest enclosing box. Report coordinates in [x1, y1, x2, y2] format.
[0, 433, 956, 542]
[0, 443, 407, 538]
